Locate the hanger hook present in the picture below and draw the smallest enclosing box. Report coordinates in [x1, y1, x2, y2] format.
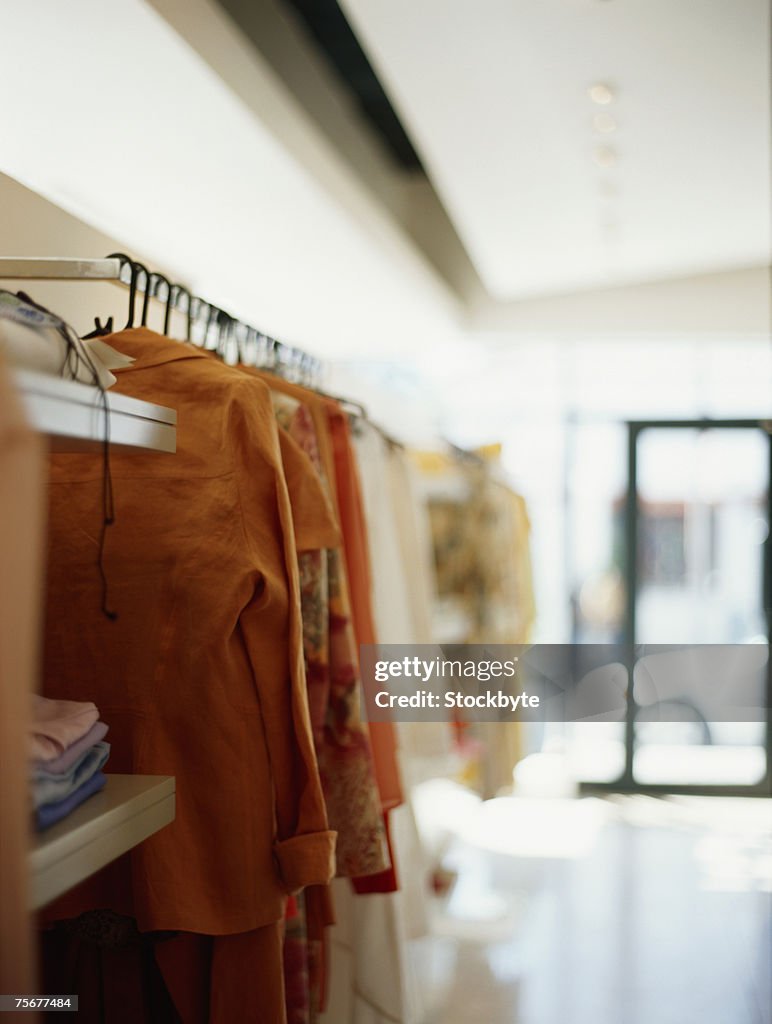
[151, 272, 173, 336]
[129, 261, 151, 327]
[188, 295, 206, 347]
[202, 300, 217, 349]
[216, 309, 232, 360]
[107, 252, 138, 329]
[172, 285, 193, 342]
[234, 322, 249, 365]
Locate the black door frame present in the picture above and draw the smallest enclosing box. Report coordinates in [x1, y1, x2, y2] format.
[582, 418, 772, 798]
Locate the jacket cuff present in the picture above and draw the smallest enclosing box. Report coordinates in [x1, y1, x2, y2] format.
[274, 831, 337, 892]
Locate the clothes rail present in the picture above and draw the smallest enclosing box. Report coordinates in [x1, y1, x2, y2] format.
[0, 255, 323, 387]
[447, 441, 486, 464]
[0, 258, 121, 280]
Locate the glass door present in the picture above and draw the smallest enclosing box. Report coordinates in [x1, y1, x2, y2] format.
[622, 420, 771, 794]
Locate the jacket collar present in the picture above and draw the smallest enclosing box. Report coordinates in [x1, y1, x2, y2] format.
[105, 327, 210, 373]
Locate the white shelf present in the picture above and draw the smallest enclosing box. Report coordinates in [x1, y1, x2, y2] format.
[14, 369, 176, 453]
[29, 774, 175, 910]
[0, 257, 121, 280]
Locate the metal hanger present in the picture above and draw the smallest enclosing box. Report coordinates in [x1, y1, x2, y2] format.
[171, 284, 194, 341]
[106, 252, 139, 329]
[131, 261, 152, 327]
[151, 272, 174, 336]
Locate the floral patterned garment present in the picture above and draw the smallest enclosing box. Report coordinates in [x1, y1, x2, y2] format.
[283, 895, 310, 1024]
[273, 393, 387, 876]
[273, 394, 388, 1022]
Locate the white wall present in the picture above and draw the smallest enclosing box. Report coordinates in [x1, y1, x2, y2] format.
[467, 266, 771, 339]
[1, 0, 766, 356]
[0, 0, 459, 359]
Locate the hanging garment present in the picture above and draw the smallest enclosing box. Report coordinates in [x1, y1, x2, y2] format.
[319, 421, 441, 1024]
[273, 419, 340, 1024]
[473, 482, 535, 795]
[414, 449, 536, 796]
[507, 489, 536, 643]
[385, 444, 456, 790]
[265, 389, 390, 1023]
[277, 426, 341, 554]
[387, 445, 437, 647]
[283, 893, 311, 1024]
[304, 884, 335, 1018]
[418, 453, 535, 647]
[252, 377, 389, 879]
[322, 405, 404, 904]
[320, 805, 430, 1024]
[155, 923, 287, 1024]
[254, 376, 403, 821]
[350, 421, 422, 647]
[41, 912, 181, 1024]
[41, 328, 335, 1020]
[277, 403, 335, 753]
[324, 403, 403, 818]
[351, 439, 457, 791]
[42, 913, 287, 1024]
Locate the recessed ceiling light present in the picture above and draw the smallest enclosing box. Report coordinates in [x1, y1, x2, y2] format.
[588, 82, 615, 105]
[600, 217, 620, 241]
[593, 145, 618, 168]
[598, 179, 619, 198]
[593, 112, 617, 133]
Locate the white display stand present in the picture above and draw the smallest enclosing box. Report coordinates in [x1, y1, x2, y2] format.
[15, 369, 177, 454]
[30, 774, 176, 910]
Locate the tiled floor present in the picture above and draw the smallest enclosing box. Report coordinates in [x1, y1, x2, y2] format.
[412, 795, 771, 1024]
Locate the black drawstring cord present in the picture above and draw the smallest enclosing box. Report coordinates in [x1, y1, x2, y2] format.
[98, 383, 118, 620]
[16, 291, 119, 621]
[69, 328, 119, 619]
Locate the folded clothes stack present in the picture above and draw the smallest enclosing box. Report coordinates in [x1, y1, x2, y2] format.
[30, 695, 110, 831]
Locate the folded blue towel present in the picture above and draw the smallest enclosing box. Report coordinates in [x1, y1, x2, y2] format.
[32, 740, 111, 809]
[35, 770, 107, 831]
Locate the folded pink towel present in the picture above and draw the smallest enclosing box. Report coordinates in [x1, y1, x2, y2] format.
[34, 720, 109, 773]
[29, 695, 100, 761]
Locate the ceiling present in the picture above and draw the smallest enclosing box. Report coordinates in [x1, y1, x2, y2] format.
[0, 0, 459, 358]
[280, 0, 423, 169]
[339, 0, 771, 301]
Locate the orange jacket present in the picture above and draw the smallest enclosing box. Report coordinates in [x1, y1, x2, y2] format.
[42, 328, 335, 936]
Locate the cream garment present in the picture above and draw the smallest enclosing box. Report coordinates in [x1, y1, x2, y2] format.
[322, 804, 427, 1024]
[354, 421, 448, 813]
[353, 425, 416, 644]
[386, 445, 455, 791]
[387, 448, 436, 645]
[320, 421, 440, 1024]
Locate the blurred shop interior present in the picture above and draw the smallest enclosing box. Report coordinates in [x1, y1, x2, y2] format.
[0, 1, 770, 1023]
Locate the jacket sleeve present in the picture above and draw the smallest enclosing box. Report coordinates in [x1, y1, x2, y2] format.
[277, 427, 341, 554]
[230, 378, 336, 892]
